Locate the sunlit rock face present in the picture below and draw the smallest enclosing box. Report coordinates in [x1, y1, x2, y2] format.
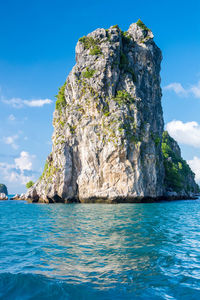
[26, 21, 198, 203]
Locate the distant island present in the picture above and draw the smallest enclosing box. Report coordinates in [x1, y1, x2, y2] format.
[25, 20, 199, 203]
[0, 184, 8, 200]
[0, 184, 8, 195]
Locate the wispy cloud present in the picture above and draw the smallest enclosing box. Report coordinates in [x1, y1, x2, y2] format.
[0, 151, 37, 186]
[2, 135, 19, 149]
[190, 81, 200, 98]
[164, 82, 188, 96]
[163, 80, 200, 99]
[2, 97, 52, 108]
[166, 120, 200, 148]
[187, 156, 200, 183]
[24, 99, 52, 107]
[8, 114, 16, 121]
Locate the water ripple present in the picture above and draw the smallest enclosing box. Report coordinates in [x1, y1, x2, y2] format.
[0, 200, 200, 299]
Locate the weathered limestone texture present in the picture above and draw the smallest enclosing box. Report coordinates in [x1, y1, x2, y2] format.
[26, 21, 199, 203]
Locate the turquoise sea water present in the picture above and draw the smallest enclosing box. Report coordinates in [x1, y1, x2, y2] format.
[1, 198, 200, 300]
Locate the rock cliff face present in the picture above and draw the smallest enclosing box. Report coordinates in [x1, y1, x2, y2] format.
[26, 20, 199, 203]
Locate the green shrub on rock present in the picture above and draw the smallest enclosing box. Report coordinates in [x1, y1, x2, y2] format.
[89, 46, 102, 55]
[82, 68, 96, 78]
[79, 36, 97, 49]
[136, 19, 150, 31]
[79, 36, 102, 56]
[26, 181, 34, 189]
[121, 31, 132, 44]
[112, 25, 119, 29]
[113, 90, 135, 106]
[55, 82, 67, 113]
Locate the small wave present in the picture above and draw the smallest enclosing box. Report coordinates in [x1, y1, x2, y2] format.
[0, 272, 127, 300]
[0, 273, 72, 300]
[1, 202, 200, 299]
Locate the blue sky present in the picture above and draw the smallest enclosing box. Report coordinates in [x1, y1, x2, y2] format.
[0, 0, 200, 193]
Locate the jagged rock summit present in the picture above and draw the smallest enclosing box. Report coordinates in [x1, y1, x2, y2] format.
[26, 20, 199, 203]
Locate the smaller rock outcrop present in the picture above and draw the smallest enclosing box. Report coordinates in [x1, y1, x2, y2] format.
[20, 193, 26, 200]
[10, 193, 26, 200]
[0, 184, 8, 195]
[162, 131, 199, 198]
[0, 193, 8, 200]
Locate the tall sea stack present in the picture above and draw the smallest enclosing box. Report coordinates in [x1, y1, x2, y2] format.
[26, 20, 199, 203]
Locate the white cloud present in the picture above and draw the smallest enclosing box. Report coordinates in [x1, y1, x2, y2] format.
[187, 156, 200, 183]
[1, 166, 34, 185]
[23, 99, 52, 107]
[164, 82, 187, 96]
[2, 97, 52, 108]
[0, 151, 36, 186]
[15, 151, 35, 171]
[164, 80, 200, 99]
[2, 135, 19, 149]
[190, 81, 200, 98]
[166, 120, 200, 148]
[8, 114, 16, 121]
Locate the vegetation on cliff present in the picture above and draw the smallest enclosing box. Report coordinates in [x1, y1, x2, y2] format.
[162, 131, 199, 193]
[55, 82, 67, 113]
[26, 181, 34, 189]
[136, 19, 150, 31]
[79, 36, 102, 55]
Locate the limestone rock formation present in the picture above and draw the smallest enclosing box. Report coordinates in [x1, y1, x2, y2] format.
[26, 20, 199, 203]
[10, 193, 26, 200]
[0, 193, 8, 200]
[0, 184, 8, 195]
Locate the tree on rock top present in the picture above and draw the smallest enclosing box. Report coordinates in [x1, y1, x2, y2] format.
[26, 181, 34, 189]
[136, 19, 150, 31]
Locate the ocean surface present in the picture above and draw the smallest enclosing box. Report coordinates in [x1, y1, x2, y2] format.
[1, 198, 200, 300]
